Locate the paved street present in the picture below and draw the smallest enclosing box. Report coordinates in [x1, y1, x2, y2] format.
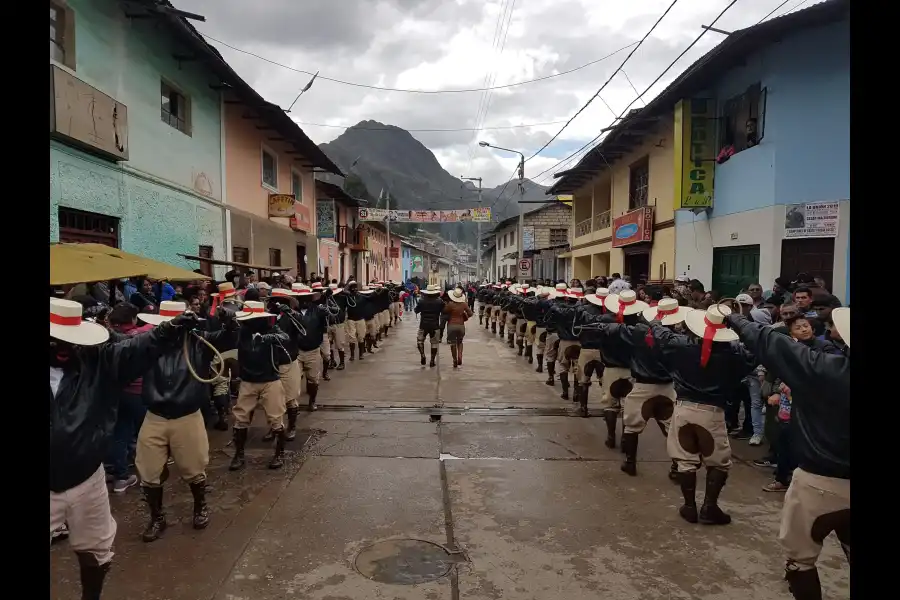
[51, 314, 850, 600]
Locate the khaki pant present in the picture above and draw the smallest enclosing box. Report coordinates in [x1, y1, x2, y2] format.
[49, 466, 116, 565]
[536, 327, 547, 352]
[330, 323, 347, 352]
[391, 302, 402, 318]
[515, 318, 527, 341]
[380, 309, 390, 328]
[600, 366, 632, 411]
[498, 309, 508, 326]
[417, 327, 439, 349]
[366, 319, 377, 337]
[346, 319, 366, 345]
[298, 348, 323, 385]
[623, 381, 676, 434]
[479, 303, 487, 318]
[545, 332, 560, 361]
[210, 354, 230, 396]
[320, 334, 331, 363]
[136, 410, 209, 486]
[447, 323, 465, 346]
[576, 347, 603, 384]
[525, 321, 537, 345]
[779, 468, 850, 572]
[279, 360, 302, 409]
[667, 400, 732, 472]
[557, 339, 580, 372]
[489, 306, 498, 323]
[506, 311, 517, 329]
[233, 380, 286, 430]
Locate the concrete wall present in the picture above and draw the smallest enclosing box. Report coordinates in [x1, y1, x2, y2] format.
[50, 0, 226, 276]
[675, 18, 850, 299]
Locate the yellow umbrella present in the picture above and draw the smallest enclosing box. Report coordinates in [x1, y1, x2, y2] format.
[50, 244, 148, 285]
[55, 243, 211, 282]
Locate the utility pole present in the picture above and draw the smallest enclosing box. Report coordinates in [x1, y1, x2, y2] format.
[385, 189, 391, 282]
[460, 175, 482, 281]
[517, 156, 525, 283]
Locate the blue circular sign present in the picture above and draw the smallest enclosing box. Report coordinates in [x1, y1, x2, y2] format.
[615, 223, 639, 240]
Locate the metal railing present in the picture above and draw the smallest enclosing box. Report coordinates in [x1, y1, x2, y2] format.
[594, 210, 611, 231]
[574, 217, 592, 238]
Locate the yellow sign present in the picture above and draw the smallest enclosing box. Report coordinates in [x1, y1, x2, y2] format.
[556, 194, 573, 207]
[674, 99, 716, 210]
[268, 194, 296, 218]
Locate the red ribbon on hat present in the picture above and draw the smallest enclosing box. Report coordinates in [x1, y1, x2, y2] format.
[50, 313, 82, 326]
[209, 295, 219, 317]
[616, 297, 636, 323]
[700, 316, 726, 367]
[645, 307, 679, 346]
[159, 308, 184, 317]
[244, 306, 265, 313]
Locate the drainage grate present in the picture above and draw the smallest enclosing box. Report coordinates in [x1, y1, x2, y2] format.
[354, 539, 454, 585]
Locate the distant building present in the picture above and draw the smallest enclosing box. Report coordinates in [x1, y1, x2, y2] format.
[489, 202, 573, 282]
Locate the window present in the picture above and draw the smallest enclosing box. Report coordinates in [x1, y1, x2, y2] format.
[720, 82, 766, 155]
[198, 245, 214, 277]
[58, 207, 119, 246]
[50, 1, 75, 69]
[232, 246, 249, 265]
[629, 157, 649, 209]
[269, 248, 282, 267]
[550, 228, 569, 246]
[261, 147, 278, 190]
[161, 81, 190, 134]
[291, 170, 303, 203]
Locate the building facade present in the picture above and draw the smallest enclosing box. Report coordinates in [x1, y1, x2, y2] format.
[490, 202, 573, 282]
[672, 4, 850, 300]
[50, 0, 227, 276]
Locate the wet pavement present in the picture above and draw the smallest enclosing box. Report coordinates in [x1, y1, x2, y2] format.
[51, 311, 850, 599]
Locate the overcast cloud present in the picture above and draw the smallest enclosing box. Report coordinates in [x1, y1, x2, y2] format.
[175, 0, 811, 187]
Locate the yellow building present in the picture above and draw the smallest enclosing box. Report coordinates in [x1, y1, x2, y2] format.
[550, 110, 676, 284]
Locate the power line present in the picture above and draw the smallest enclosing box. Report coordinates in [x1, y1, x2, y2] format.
[523, 0, 681, 162]
[296, 119, 568, 132]
[756, 0, 792, 23]
[201, 33, 638, 94]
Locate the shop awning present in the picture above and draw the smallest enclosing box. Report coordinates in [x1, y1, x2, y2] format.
[179, 253, 289, 273]
[50, 243, 211, 285]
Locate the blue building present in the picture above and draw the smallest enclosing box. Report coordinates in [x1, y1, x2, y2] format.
[400, 242, 414, 282]
[667, 0, 850, 301]
[50, 0, 227, 275]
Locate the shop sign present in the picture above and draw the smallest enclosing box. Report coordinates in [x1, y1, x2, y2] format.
[290, 203, 312, 232]
[674, 98, 717, 210]
[268, 194, 296, 218]
[611, 207, 654, 248]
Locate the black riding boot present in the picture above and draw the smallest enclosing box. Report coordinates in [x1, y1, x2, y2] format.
[491, 322, 497, 334]
[669, 459, 679, 482]
[603, 410, 618, 448]
[535, 354, 544, 373]
[229, 427, 248, 471]
[785, 568, 823, 600]
[366, 336, 374, 354]
[307, 383, 319, 412]
[516, 340, 524, 355]
[677, 471, 699, 523]
[559, 372, 570, 400]
[329, 350, 337, 369]
[499, 324, 505, 337]
[579, 383, 590, 417]
[285, 406, 300, 440]
[189, 480, 210, 529]
[418, 344, 426, 365]
[620, 432, 638, 476]
[337, 350, 346, 370]
[322, 361, 330, 381]
[77, 553, 111, 600]
[350, 343, 356, 361]
[525, 344, 533, 364]
[507, 332, 515, 348]
[699, 468, 731, 525]
[450, 344, 459, 368]
[141, 486, 167, 542]
[213, 393, 230, 431]
[430, 348, 438, 368]
[545, 362, 555, 385]
[268, 429, 286, 469]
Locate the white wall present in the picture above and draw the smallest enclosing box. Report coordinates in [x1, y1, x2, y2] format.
[675, 200, 849, 300]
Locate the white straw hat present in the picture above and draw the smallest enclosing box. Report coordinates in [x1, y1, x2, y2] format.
[421, 284, 441, 295]
[584, 288, 610, 307]
[604, 290, 649, 320]
[567, 287, 584, 298]
[235, 300, 275, 320]
[328, 283, 344, 295]
[831, 307, 849, 347]
[211, 282, 237, 298]
[271, 287, 299, 298]
[555, 283, 568, 291]
[293, 285, 319, 297]
[50, 298, 110, 346]
[138, 300, 188, 326]
[359, 286, 376, 295]
[448, 288, 467, 303]
[685, 304, 739, 343]
[642, 298, 692, 326]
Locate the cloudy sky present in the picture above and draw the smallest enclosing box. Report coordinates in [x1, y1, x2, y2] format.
[176, 0, 811, 187]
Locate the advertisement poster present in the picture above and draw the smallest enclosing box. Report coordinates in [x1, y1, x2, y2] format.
[784, 201, 840, 238]
[673, 98, 716, 210]
[316, 199, 335, 238]
[522, 226, 535, 251]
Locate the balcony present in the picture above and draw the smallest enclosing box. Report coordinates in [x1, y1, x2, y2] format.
[573, 210, 612, 240]
[338, 225, 366, 251]
[575, 217, 592, 238]
[594, 210, 611, 231]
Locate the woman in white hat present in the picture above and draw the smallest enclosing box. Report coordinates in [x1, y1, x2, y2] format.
[50, 297, 197, 599]
[229, 301, 292, 472]
[726, 307, 849, 598]
[415, 285, 444, 367]
[444, 287, 473, 367]
[134, 300, 241, 543]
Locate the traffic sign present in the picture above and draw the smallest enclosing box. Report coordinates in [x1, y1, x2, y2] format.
[518, 258, 532, 279]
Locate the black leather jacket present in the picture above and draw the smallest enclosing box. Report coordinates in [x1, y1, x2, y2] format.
[327, 292, 348, 324]
[506, 295, 524, 318]
[142, 325, 239, 420]
[546, 302, 578, 341]
[603, 322, 671, 383]
[361, 294, 378, 320]
[50, 323, 179, 493]
[648, 321, 756, 409]
[237, 325, 292, 383]
[574, 304, 605, 350]
[345, 293, 367, 321]
[729, 315, 850, 480]
[522, 297, 541, 322]
[476, 288, 488, 303]
[274, 313, 300, 363]
[283, 305, 328, 352]
[416, 295, 444, 331]
[483, 290, 496, 304]
[374, 289, 391, 312]
[535, 299, 553, 330]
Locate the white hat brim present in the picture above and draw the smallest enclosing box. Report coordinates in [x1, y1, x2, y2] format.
[684, 309, 738, 342]
[641, 305, 693, 326]
[235, 311, 275, 320]
[138, 313, 178, 326]
[421, 290, 441, 295]
[585, 294, 607, 307]
[831, 307, 849, 347]
[359, 290, 375, 295]
[448, 292, 467, 302]
[50, 321, 110, 346]
[329, 288, 344, 295]
[604, 294, 649, 316]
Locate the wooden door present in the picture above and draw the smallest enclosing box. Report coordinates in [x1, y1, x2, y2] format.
[712, 245, 760, 298]
[780, 238, 835, 290]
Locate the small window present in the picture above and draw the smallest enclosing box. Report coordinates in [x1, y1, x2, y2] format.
[291, 170, 303, 203]
[629, 157, 649, 210]
[719, 83, 765, 157]
[268, 248, 282, 267]
[262, 147, 278, 189]
[161, 81, 191, 134]
[198, 245, 214, 277]
[50, 1, 75, 69]
[232, 246, 249, 265]
[550, 228, 568, 246]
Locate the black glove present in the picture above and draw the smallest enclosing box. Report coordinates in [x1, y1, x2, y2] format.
[278, 304, 293, 314]
[725, 313, 746, 329]
[170, 312, 200, 330]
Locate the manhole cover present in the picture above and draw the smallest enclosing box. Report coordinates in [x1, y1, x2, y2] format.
[354, 539, 454, 585]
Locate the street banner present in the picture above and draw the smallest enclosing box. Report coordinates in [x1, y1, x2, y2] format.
[784, 201, 840, 238]
[358, 207, 492, 222]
